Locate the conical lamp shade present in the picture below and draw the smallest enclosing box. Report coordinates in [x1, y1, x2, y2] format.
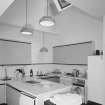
[40, 47, 48, 52]
[20, 0, 34, 35]
[20, 24, 34, 35]
[40, 32, 48, 52]
[39, 0, 55, 27]
[39, 16, 55, 27]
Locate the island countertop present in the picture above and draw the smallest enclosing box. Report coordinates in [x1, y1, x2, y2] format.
[6, 77, 71, 99]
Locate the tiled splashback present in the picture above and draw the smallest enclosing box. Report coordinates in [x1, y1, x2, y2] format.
[0, 66, 5, 79]
[0, 64, 87, 78]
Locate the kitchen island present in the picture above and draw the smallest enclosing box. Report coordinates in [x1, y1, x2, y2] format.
[6, 77, 71, 105]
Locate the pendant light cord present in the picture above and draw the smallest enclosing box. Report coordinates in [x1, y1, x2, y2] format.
[42, 32, 44, 47]
[47, 0, 48, 16]
[26, 0, 28, 25]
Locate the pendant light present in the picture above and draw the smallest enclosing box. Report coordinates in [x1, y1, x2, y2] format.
[40, 32, 48, 52]
[20, 0, 33, 35]
[39, 0, 55, 27]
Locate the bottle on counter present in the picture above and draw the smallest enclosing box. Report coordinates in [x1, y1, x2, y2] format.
[30, 69, 33, 77]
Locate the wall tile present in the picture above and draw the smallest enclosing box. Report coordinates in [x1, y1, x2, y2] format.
[0, 64, 87, 78]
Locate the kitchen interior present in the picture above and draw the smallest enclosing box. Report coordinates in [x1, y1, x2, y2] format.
[0, 0, 105, 105]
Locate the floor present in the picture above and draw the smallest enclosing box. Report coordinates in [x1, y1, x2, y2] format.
[0, 101, 102, 105]
[44, 100, 102, 105]
[82, 101, 102, 105]
[0, 104, 7, 105]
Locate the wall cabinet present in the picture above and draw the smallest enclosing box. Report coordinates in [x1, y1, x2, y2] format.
[0, 39, 31, 64]
[0, 84, 6, 104]
[53, 41, 94, 64]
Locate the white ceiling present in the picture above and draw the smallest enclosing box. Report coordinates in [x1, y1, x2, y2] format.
[0, 0, 104, 31]
[67, 0, 105, 18]
[0, 0, 15, 16]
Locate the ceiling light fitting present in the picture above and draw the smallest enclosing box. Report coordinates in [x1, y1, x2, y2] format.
[40, 32, 48, 52]
[20, 0, 33, 35]
[39, 0, 55, 27]
[20, 24, 33, 35]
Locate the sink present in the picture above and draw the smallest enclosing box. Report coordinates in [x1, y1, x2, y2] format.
[25, 80, 40, 84]
[39, 76, 60, 83]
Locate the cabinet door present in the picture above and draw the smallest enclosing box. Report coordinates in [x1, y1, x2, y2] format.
[6, 85, 21, 105]
[88, 56, 104, 104]
[6, 85, 35, 105]
[0, 84, 6, 104]
[20, 93, 35, 105]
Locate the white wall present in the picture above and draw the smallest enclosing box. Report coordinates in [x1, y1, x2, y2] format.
[31, 31, 59, 63]
[53, 6, 103, 49]
[31, 6, 103, 63]
[103, 16, 105, 60]
[0, 23, 32, 42]
[0, 6, 103, 64]
[102, 16, 105, 105]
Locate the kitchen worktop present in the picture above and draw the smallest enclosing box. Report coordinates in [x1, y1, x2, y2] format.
[5, 72, 86, 98]
[6, 77, 71, 99]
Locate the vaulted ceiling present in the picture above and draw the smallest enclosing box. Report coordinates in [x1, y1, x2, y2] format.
[0, 0, 15, 16]
[67, 0, 105, 18]
[0, 0, 104, 32]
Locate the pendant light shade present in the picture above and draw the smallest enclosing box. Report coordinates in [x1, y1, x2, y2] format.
[40, 32, 48, 52]
[20, 24, 33, 35]
[20, 0, 33, 35]
[39, 0, 55, 27]
[40, 47, 48, 52]
[39, 16, 55, 27]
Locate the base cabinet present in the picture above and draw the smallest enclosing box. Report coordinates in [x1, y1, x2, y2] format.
[6, 85, 21, 105]
[0, 84, 6, 104]
[6, 85, 35, 105]
[20, 93, 35, 105]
